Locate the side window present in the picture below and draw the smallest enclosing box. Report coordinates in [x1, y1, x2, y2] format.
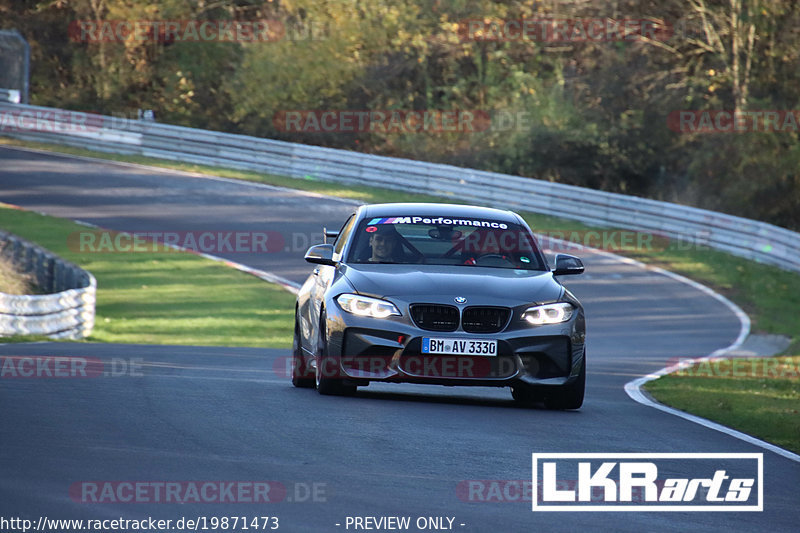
[333, 215, 356, 256]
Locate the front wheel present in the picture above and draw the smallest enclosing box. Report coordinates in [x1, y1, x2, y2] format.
[510, 383, 539, 405]
[315, 311, 356, 396]
[291, 315, 314, 388]
[543, 355, 585, 410]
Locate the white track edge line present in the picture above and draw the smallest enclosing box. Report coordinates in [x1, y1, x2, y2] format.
[540, 237, 798, 462]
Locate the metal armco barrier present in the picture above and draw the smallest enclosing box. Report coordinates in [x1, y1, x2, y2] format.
[0, 102, 798, 272]
[0, 230, 96, 339]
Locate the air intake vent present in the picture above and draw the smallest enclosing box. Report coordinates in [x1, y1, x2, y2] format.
[461, 307, 510, 333]
[410, 304, 459, 332]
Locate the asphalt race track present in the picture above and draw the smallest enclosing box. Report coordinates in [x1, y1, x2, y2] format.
[1, 146, 798, 532]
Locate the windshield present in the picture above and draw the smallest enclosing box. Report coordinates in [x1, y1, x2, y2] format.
[346, 216, 546, 270]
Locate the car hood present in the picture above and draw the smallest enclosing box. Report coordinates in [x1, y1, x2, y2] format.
[341, 264, 562, 306]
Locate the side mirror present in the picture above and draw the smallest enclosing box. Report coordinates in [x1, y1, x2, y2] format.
[305, 244, 337, 266]
[552, 254, 584, 276]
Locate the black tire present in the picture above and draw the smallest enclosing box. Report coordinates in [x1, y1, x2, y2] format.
[510, 383, 539, 405]
[291, 315, 315, 388]
[315, 311, 356, 396]
[544, 354, 586, 410]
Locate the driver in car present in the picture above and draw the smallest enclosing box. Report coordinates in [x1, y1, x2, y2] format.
[368, 224, 403, 263]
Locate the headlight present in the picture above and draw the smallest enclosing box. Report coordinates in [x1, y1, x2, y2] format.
[522, 302, 574, 325]
[336, 294, 401, 318]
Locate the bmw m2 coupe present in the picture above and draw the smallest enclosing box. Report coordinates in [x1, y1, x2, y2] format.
[292, 203, 586, 409]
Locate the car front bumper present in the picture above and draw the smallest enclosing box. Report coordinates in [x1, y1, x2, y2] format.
[322, 309, 585, 387]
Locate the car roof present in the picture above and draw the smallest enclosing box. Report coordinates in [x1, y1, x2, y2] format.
[357, 202, 520, 223]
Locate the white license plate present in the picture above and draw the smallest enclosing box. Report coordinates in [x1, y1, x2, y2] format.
[421, 338, 497, 356]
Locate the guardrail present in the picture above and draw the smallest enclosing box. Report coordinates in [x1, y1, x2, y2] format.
[0, 101, 798, 272]
[0, 230, 96, 339]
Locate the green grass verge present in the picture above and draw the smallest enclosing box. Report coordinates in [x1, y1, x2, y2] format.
[0, 204, 295, 347]
[644, 356, 800, 453]
[1, 136, 798, 450]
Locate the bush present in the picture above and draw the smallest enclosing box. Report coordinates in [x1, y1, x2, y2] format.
[0, 252, 33, 295]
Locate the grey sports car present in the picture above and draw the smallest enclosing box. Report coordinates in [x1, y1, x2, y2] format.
[292, 203, 587, 409]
